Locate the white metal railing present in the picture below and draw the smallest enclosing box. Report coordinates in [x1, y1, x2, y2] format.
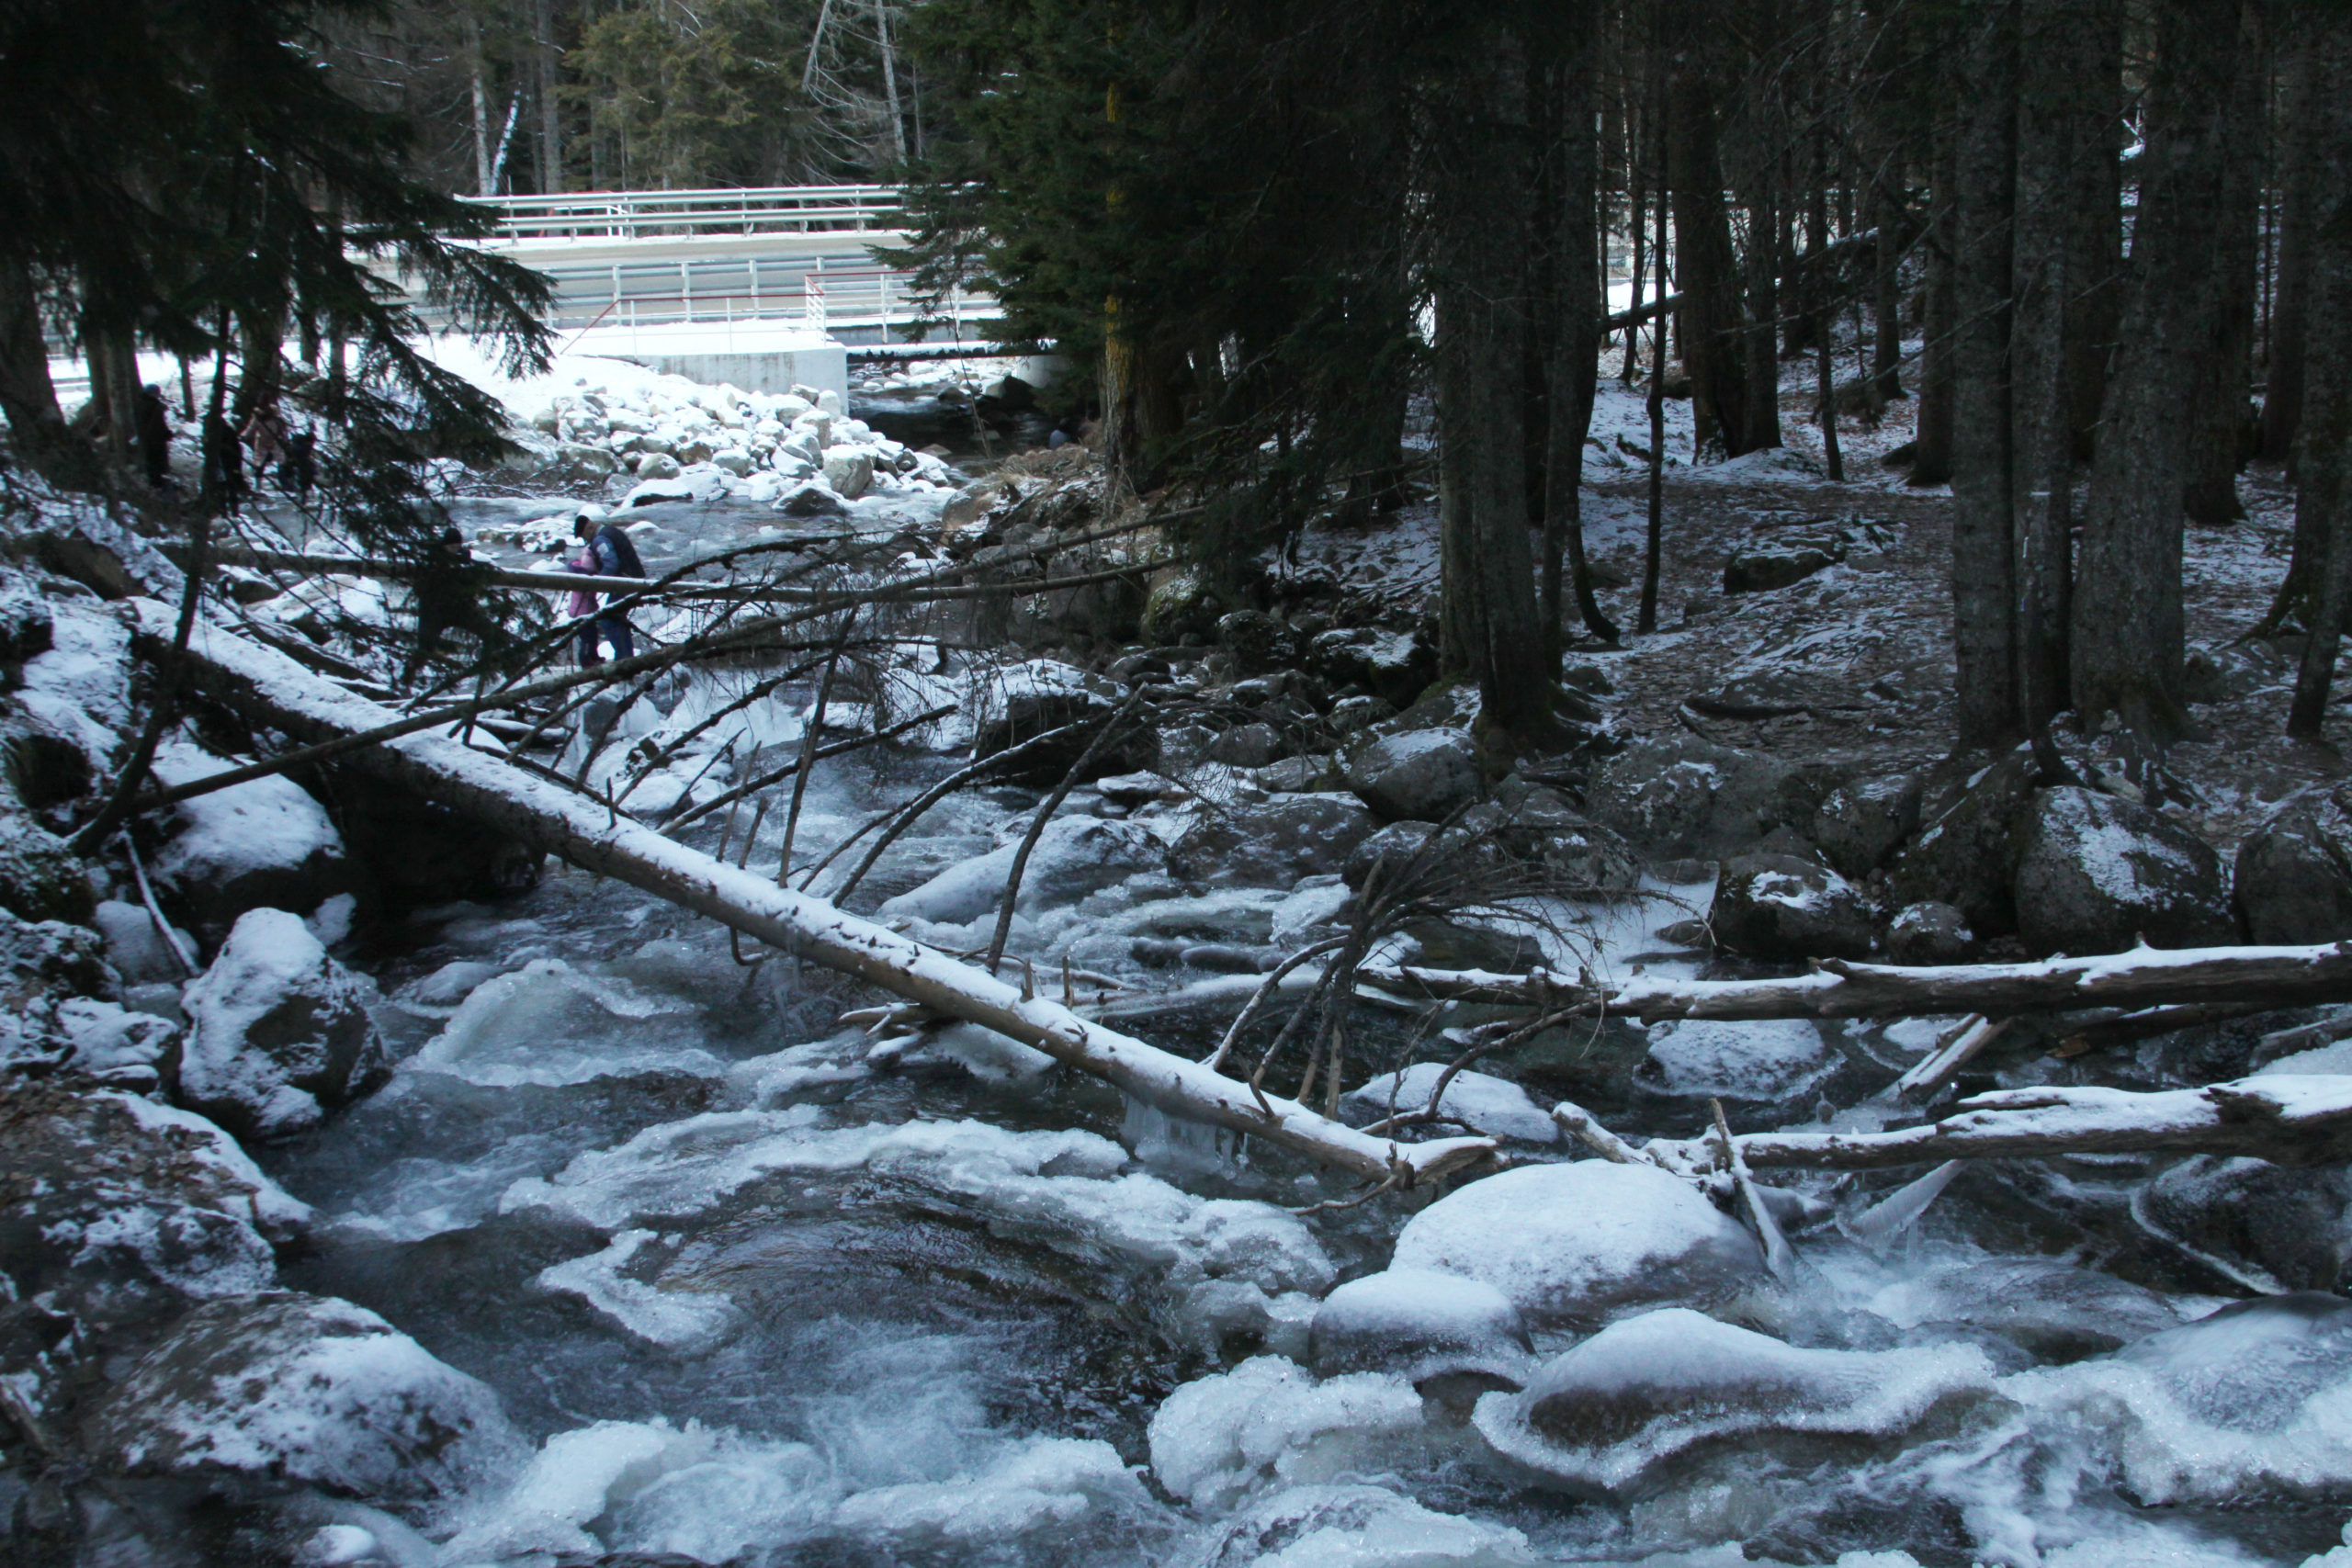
[462, 184, 907, 241]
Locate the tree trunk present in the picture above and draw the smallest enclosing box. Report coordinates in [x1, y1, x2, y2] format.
[2262, 7, 2323, 462]
[0, 262, 73, 472]
[2062, 0, 2125, 460]
[533, 0, 562, 194]
[1664, 3, 1753, 459]
[468, 17, 494, 198]
[1430, 17, 1552, 736]
[1871, 182, 1906, 400]
[1910, 137, 1958, 485]
[2182, 11, 2269, 526]
[2283, 3, 2352, 737]
[1947, 1, 2020, 750]
[2071, 0, 2251, 748]
[1539, 0, 1614, 649]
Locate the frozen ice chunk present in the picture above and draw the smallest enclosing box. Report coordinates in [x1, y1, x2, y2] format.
[1391, 1161, 1766, 1328]
[1473, 1308, 1998, 1496]
[1197, 1483, 1536, 1568]
[1636, 1017, 1836, 1102]
[1148, 1357, 1427, 1508]
[1865, 1256, 2183, 1362]
[1307, 1269, 1532, 1387]
[877, 816, 1167, 926]
[2008, 1292, 2352, 1505]
[1342, 1065, 1556, 1144]
[831, 1438, 1149, 1545]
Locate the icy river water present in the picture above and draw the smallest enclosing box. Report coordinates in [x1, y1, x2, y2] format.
[221, 487, 2352, 1568]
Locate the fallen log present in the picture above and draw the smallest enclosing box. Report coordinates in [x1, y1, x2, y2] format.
[1603, 1077, 2352, 1172]
[139, 601, 1489, 1188]
[1361, 941, 2352, 1022]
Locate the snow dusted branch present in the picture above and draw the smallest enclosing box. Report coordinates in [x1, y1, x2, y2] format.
[141, 601, 1493, 1188]
[1362, 941, 2352, 1022]
[1632, 1077, 2352, 1172]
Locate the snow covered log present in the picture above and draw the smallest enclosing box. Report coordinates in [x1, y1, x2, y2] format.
[1362, 941, 2352, 1022]
[134, 601, 1490, 1187]
[1634, 1077, 2352, 1172]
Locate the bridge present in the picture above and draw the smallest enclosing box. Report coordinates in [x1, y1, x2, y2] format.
[447, 184, 998, 347]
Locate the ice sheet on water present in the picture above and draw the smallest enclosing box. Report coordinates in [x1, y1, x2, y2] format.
[1147, 1357, 1430, 1509]
[1194, 1483, 1536, 1568]
[533, 1229, 738, 1350]
[1341, 1066, 1556, 1144]
[1471, 1308, 1999, 1497]
[2005, 1292, 2352, 1505]
[506, 1113, 1334, 1339]
[405, 958, 728, 1087]
[829, 1438, 1151, 1547]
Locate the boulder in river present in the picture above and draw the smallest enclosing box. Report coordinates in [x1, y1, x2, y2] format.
[2011, 786, 2235, 956]
[1810, 773, 1922, 880]
[972, 660, 1153, 783]
[1634, 1018, 1838, 1109]
[1171, 793, 1378, 886]
[1885, 900, 1976, 965]
[1708, 852, 1875, 960]
[177, 908, 389, 1141]
[83, 1291, 519, 1502]
[1473, 1308, 1997, 1497]
[878, 816, 1167, 928]
[0, 808, 92, 925]
[324, 769, 545, 909]
[1307, 1269, 1534, 1390]
[1197, 1484, 1536, 1568]
[2132, 1154, 2352, 1295]
[1587, 736, 1843, 858]
[1390, 1161, 1767, 1329]
[0, 909, 121, 1072]
[1344, 729, 1479, 823]
[1884, 751, 2037, 937]
[2233, 787, 2352, 944]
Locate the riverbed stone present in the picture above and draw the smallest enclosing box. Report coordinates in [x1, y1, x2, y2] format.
[1307, 1269, 1533, 1388]
[84, 1291, 518, 1502]
[1884, 752, 2037, 937]
[0, 807, 94, 924]
[1170, 793, 1378, 886]
[2011, 786, 2235, 956]
[1344, 729, 1479, 823]
[1811, 773, 1923, 880]
[1587, 736, 1842, 858]
[2134, 1155, 2352, 1295]
[1885, 901, 1976, 964]
[177, 908, 389, 1142]
[147, 745, 357, 942]
[1709, 852, 1875, 960]
[1390, 1161, 1767, 1329]
[2233, 788, 2352, 944]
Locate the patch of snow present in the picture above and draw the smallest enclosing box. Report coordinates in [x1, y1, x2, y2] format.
[1147, 1356, 1428, 1508]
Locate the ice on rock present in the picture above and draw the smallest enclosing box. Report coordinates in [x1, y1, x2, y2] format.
[85, 1291, 520, 1502]
[441, 1418, 735, 1561]
[1472, 1308, 1999, 1497]
[1148, 1357, 1429, 1508]
[1308, 1269, 1533, 1387]
[1197, 1484, 1536, 1568]
[1390, 1161, 1767, 1329]
[1341, 1065, 1556, 1144]
[2007, 1292, 2352, 1505]
[1635, 1017, 1837, 1103]
[1864, 1256, 2184, 1362]
[534, 1229, 739, 1349]
[408, 957, 726, 1087]
[877, 815, 1168, 927]
[830, 1438, 1150, 1545]
[506, 1115, 1333, 1340]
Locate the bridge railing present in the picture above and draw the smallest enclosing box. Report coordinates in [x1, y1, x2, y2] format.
[461, 184, 909, 241]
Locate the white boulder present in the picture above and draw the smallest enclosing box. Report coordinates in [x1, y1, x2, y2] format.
[179, 908, 388, 1140]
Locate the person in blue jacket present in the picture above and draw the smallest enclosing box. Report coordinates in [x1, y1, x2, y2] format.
[571, 512, 646, 665]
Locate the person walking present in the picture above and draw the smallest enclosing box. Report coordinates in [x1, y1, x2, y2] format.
[133, 384, 173, 488]
[571, 511, 644, 666]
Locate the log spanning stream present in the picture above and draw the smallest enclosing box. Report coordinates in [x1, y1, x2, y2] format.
[138, 595, 2352, 1567]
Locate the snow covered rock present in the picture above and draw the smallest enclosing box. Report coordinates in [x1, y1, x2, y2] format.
[94, 897, 192, 984]
[1587, 736, 1839, 858]
[2233, 786, 2352, 944]
[1306, 1269, 1533, 1388]
[1341, 1065, 1555, 1144]
[0, 908, 119, 1073]
[324, 770, 544, 908]
[823, 449, 875, 499]
[1197, 1484, 1535, 1568]
[829, 1438, 1150, 1548]
[2132, 1155, 2352, 1295]
[0, 1082, 309, 1405]
[878, 816, 1167, 928]
[1810, 773, 1923, 880]
[1148, 1356, 1427, 1508]
[83, 1291, 518, 1501]
[1487, 781, 1644, 890]
[972, 660, 1151, 783]
[1171, 793, 1380, 886]
[1884, 752, 2038, 937]
[2011, 786, 2235, 956]
[148, 747, 356, 942]
[0, 808, 93, 924]
[1341, 819, 1504, 892]
[1885, 900, 1975, 964]
[1306, 626, 1435, 709]
[1723, 536, 1842, 593]
[1634, 1018, 1838, 1107]
[1390, 1162, 1767, 1329]
[1345, 729, 1479, 823]
[775, 479, 846, 515]
[1474, 1308, 1998, 1497]
[2008, 1293, 2352, 1505]
[633, 453, 684, 483]
[55, 997, 180, 1089]
[178, 908, 388, 1141]
[1709, 852, 1875, 960]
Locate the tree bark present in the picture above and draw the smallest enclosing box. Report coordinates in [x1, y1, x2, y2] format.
[2071, 0, 2252, 747]
[1947, 1, 2020, 750]
[1663, 2, 1753, 458]
[2283, 2, 2352, 737]
[2182, 9, 2270, 526]
[2262, 6, 2323, 462]
[0, 261, 74, 474]
[1430, 16, 1552, 735]
[1538, 0, 1615, 649]
[144, 601, 1495, 1188]
[533, 0, 562, 194]
[2061, 0, 2124, 460]
[1910, 137, 1958, 485]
